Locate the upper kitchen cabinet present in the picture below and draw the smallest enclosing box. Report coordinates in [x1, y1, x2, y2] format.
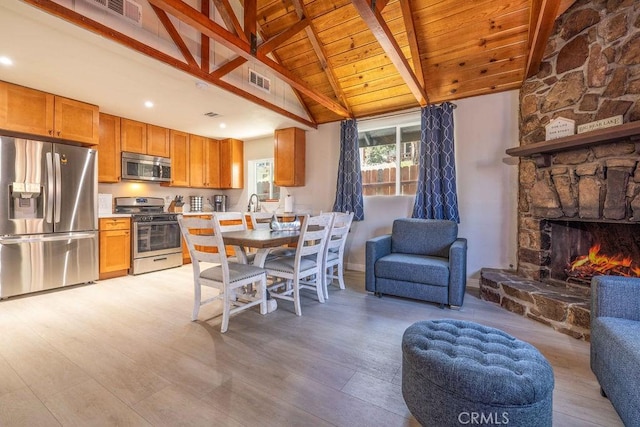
[120, 118, 146, 153]
[274, 127, 305, 187]
[219, 138, 243, 189]
[121, 119, 170, 157]
[165, 130, 190, 187]
[54, 96, 100, 145]
[189, 135, 220, 188]
[0, 81, 99, 145]
[97, 113, 121, 183]
[146, 124, 170, 157]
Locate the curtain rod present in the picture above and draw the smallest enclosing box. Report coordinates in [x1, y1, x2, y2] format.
[357, 102, 457, 123]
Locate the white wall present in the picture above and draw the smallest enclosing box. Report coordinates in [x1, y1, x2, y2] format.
[100, 90, 519, 282]
[455, 91, 520, 281]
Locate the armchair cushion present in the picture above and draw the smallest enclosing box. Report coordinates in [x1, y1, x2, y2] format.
[376, 254, 449, 287]
[391, 219, 457, 258]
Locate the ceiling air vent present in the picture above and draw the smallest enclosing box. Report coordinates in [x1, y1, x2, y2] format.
[249, 69, 271, 93]
[86, 0, 143, 26]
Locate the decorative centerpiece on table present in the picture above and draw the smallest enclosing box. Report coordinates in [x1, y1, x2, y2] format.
[270, 214, 301, 231]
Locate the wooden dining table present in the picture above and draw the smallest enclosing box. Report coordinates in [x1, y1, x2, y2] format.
[222, 228, 300, 267]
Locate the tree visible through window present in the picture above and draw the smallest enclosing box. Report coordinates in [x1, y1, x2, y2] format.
[358, 124, 420, 196]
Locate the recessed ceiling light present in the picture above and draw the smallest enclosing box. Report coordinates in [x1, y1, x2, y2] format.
[144, 101, 154, 108]
[0, 56, 13, 66]
[219, 123, 227, 129]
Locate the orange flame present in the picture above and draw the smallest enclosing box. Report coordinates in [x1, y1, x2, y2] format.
[569, 244, 640, 278]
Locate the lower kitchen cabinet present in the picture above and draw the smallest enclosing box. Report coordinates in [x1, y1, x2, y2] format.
[99, 218, 131, 279]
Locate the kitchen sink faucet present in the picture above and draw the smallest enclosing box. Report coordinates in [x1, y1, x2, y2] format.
[248, 193, 260, 212]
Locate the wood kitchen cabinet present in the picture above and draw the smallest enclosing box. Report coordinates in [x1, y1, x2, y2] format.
[97, 113, 121, 183]
[166, 130, 190, 187]
[0, 80, 99, 145]
[99, 218, 131, 280]
[274, 127, 305, 187]
[219, 138, 243, 189]
[189, 135, 220, 188]
[146, 124, 170, 157]
[120, 118, 147, 153]
[121, 119, 170, 157]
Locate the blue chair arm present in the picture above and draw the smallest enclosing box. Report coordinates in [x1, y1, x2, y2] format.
[448, 238, 467, 306]
[365, 235, 391, 292]
[591, 276, 640, 322]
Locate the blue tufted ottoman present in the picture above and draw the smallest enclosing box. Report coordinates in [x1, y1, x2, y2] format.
[402, 319, 554, 427]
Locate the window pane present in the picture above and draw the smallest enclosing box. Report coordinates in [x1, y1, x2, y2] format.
[400, 125, 420, 195]
[254, 160, 280, 201]
[358, 123, 419, 196]
[359, 127, 396, 196]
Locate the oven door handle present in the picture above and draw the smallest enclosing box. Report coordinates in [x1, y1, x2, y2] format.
[134, 220, 179, 226]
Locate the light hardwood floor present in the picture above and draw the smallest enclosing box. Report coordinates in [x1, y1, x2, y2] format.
[0, 266, 623, 426]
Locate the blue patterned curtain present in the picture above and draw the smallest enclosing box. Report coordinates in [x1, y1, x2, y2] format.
[333, 119, 364, 220]
[412, 102, 459, 222]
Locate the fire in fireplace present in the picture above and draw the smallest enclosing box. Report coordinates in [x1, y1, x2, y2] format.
[566, 243, 640, 283]
[547, 220, 640, 286]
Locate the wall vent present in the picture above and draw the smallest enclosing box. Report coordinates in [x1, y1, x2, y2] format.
[249, 69, 271, 93]
[86, 0, 143, 26]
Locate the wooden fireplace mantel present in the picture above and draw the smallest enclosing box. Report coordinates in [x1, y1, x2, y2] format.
[506, 121, 640, 166]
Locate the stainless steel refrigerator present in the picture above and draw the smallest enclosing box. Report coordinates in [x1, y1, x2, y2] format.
[0, 136, 98, 298]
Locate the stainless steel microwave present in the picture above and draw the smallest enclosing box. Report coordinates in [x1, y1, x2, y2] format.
[121, 152, 171, 182]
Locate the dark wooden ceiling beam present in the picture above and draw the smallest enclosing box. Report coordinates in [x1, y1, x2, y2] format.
[398, 0, 424, 87]
[259, 17, 310, 54]
[526, 0, 576, 78]
[210, 17, 310, 79]
[148, 0, 351, 118]
[201, 0, 210, 73]
[290, 0, 352, 114]
[212, 0, 248, 43]
[351, 0, 428, 106]
[22, 0, 317, 128]
[150, 4, 198, 68]
[210, 56, 246, 79]
[244, 0, 257, 49]
[375, 0, 389, 13]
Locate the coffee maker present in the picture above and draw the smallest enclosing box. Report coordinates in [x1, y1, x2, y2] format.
[212, 195, 227, 212]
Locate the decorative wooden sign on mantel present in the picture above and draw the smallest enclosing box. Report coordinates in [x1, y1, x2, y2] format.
[545, 117, 575, 140]
[577, 115, 623, 134]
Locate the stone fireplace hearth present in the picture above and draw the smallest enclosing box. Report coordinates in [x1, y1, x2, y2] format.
[480, 1, 640, 340]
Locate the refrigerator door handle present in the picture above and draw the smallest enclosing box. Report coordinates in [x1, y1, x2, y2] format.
[0, 232, 96, 244]
[46, 151, 54, 223]
[54, 152, 62, 223]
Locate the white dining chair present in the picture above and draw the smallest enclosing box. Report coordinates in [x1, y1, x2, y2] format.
[249, 211, 273, 230]
[178, 215, 267, 332]
[214, 211, 250, 263]
[322, 211, 354, 299]
[263, 213, 333, 316]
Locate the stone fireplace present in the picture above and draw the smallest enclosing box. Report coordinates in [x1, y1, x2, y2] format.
[480, 1, 640, 340]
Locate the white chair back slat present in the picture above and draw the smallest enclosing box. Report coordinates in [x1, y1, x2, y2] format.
[250, 212, 273, 230]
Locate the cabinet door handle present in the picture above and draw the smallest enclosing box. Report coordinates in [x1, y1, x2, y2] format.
[57, 131, 61, 136]
[48, 130, 53, 135]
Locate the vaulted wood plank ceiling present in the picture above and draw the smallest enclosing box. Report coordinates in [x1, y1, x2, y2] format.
[25, 0, 576, 127]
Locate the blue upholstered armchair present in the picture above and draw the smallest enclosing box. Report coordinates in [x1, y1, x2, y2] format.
[365, 218, 467, 307]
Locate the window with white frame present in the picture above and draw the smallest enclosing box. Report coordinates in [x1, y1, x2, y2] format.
[248, 158, 280, 201]
[358, 122, 420, 196]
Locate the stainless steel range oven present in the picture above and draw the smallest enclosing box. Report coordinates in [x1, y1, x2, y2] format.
[115, 197, 182, 275]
